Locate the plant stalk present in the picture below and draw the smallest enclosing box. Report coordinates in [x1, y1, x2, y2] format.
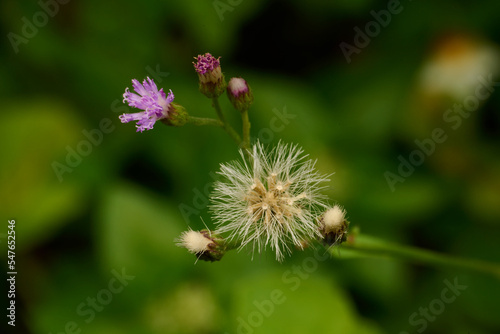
[241, 109, 251, 151]
[333, 231, 500, 279]
[211, 97, 242, 146]
[187, 116, 223, 127]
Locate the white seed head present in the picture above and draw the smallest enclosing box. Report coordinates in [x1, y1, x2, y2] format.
[322, 205, 346, 233]
[210, 141, 330, 261]
[177, 230, 212, 254]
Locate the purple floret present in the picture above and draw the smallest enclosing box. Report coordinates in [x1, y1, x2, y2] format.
[193, 53, 220, 75]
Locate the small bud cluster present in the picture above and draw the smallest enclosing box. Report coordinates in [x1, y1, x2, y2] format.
[120, 53, 254, 133]
[193, 53, 254, 113]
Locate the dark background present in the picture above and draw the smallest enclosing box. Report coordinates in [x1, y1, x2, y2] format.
[1, 0, 500, 333]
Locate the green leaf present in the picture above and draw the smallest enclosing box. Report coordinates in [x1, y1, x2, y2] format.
[228, 268, 382, 334]
[98, 182, 192, 288]
[0, 99, 87, 250]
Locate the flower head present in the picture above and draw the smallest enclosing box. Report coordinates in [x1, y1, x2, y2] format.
[318, 205, 349, 246]
[120, 77, 175, 132]
[227, 77, 253, 112]
[193, 53, 220, 75]
[210, 141, 330, 261]
[176, 229, 225, 262]
[193, 53, 226, 98]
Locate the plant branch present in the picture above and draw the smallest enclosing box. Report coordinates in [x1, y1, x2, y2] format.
[187, 116, 223, 127]
[211, 97, 242, 146]
[332, 229, 500, 279]
[240, 110, 251, 151]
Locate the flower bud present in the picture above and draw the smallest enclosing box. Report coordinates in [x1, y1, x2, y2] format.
[177, 229, 226, 262]
[227, 77, 253, 112]
[318, 205, 349, 246]
[193, 53, 227, 98]
[160, 102, 189, 127]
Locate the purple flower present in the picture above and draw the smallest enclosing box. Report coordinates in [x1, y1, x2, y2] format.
[193, 53, 221, 76]
[120, 77, 174, 132]
[192, 53, 226, 98]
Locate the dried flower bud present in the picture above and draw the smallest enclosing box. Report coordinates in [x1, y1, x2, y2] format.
[319, 205, 349, 246]
[177, 229, 225, 262]
[193, 53, 227, 98]
[227, 77, 253, 112]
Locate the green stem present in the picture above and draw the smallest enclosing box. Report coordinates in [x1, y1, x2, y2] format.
[211, 97, 242, 146]
[187, 116, 223, 127]
[241, 110, 251, 151]
[334, 231, 500, 279]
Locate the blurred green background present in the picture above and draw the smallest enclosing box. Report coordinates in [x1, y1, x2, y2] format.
[1, 0, 500, 333]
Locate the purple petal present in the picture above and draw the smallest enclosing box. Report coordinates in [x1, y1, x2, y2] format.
[166, 89, 175, 103]
[159, 88, 166, 100]
[142, 77, 158, 93]
[145, 104, 164, 117]
[123, 89, 149, 109]
[119, 112, 146, 123]
[132, 79, 148, 97]
[135, 116, 157, 132]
